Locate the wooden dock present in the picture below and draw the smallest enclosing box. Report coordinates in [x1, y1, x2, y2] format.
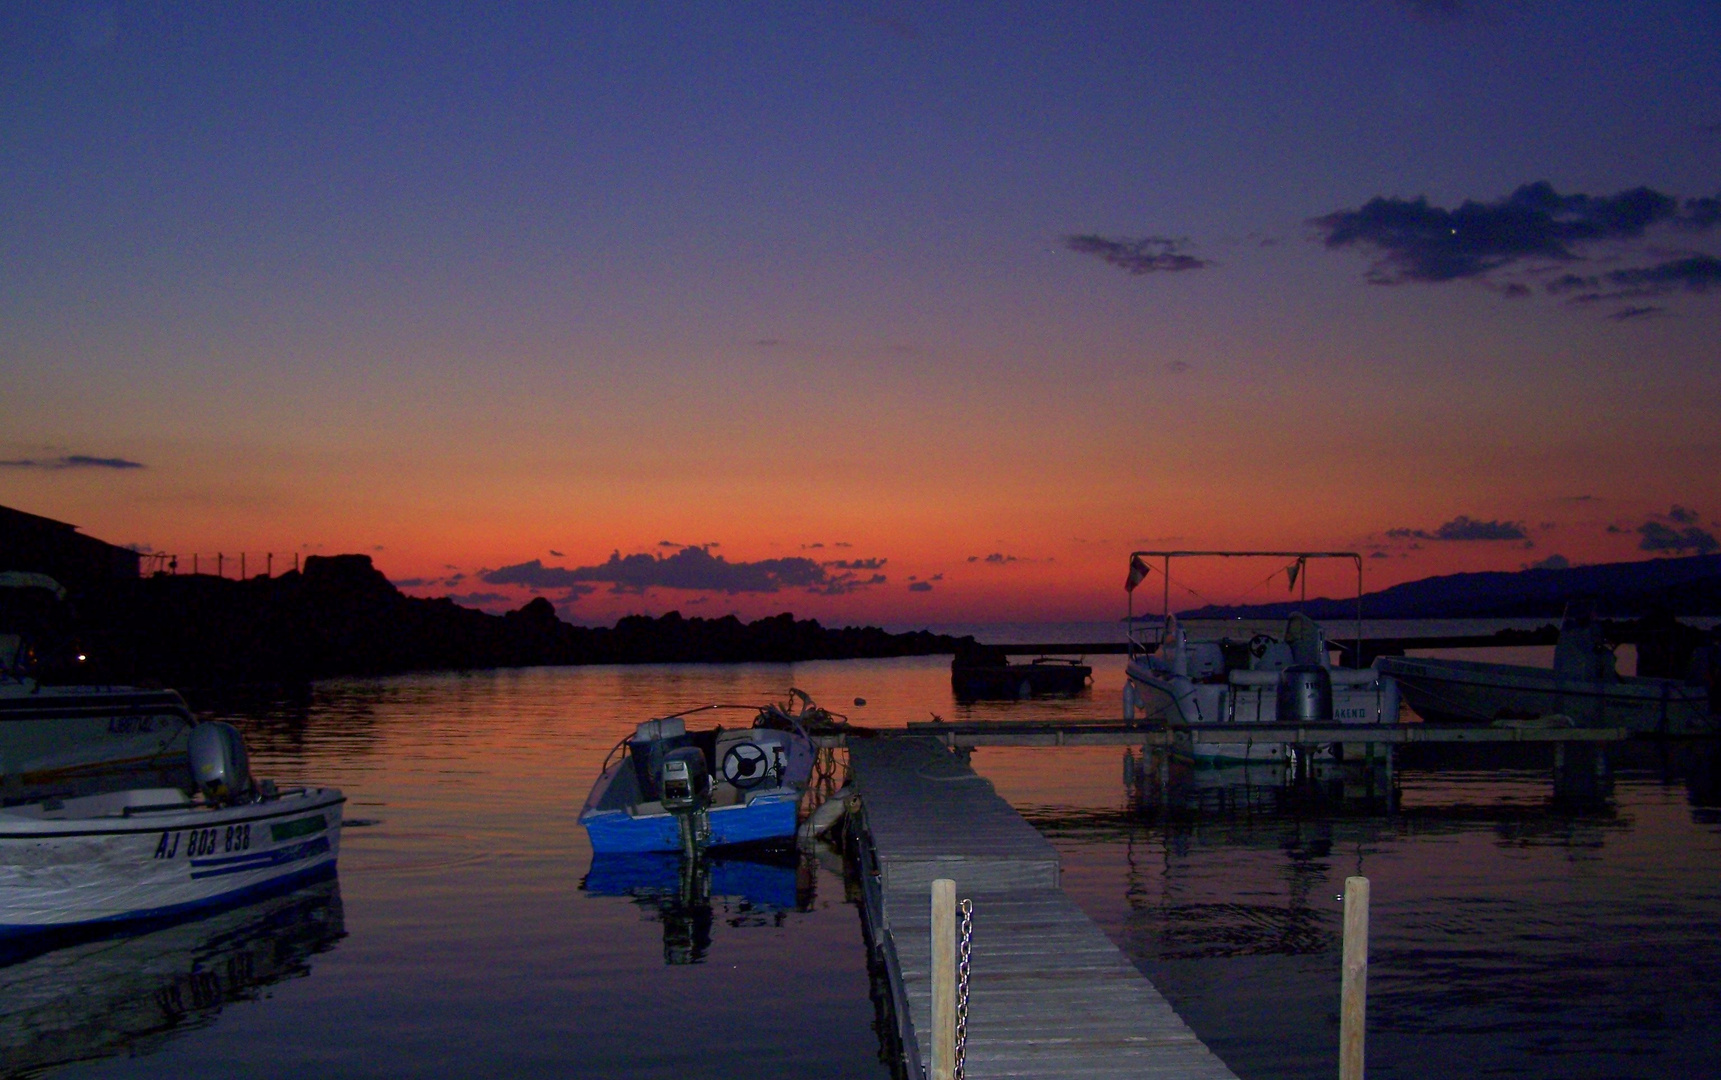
[848, 735, 1239, 1079]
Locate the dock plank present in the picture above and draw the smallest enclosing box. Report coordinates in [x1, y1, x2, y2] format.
[849, 736, 1238, 1080]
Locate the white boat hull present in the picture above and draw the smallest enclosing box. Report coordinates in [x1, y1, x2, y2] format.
[0, 787, 344, 934]
[1125, 662, 1400, 765]
[1377, 655, 1715, 734]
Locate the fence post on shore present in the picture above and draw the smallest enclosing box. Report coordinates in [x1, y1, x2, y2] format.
[1341, 875, 1369, 1080]
[931, 877, 956, 1080]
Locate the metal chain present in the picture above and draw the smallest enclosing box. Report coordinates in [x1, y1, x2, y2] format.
[954, 898, 974, 1080]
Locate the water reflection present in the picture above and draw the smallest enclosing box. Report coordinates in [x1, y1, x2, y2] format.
[581, 850, 812, 965]
[0, 880, 345, 1076]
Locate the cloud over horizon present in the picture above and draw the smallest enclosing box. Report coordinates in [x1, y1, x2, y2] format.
[481, 546, 888, 599]
[1387, 515, 1529, 541]
[0, 454, 145, 470]
[1637, 506, 1718, 554]
[1064, 234, 1209, 275]
[1313, 182, 1721, 318]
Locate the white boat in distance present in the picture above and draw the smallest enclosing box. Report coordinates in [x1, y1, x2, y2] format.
[1123, 551, 1401, 764]
[0, 722, 343, 937]
[1377, 604, 1715, 735]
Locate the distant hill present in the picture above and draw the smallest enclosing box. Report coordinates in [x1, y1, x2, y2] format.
[1176, 554, 1721, 620]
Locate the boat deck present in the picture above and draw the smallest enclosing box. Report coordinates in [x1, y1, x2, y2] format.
[848, 735, 1237, 1079]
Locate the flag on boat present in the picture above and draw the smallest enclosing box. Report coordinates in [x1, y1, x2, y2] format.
[1286, 558, 1303, 592]
[1126, 555, 1151, 593]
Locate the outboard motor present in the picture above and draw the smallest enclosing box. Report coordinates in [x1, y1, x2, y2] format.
[660, 746, 711, 858]
[1277, 664, 1334, 724]
[188, 721, 254, 805]
[659, 746, 710, 813]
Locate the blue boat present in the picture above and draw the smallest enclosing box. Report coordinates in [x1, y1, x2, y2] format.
[578, 697, 820, 854]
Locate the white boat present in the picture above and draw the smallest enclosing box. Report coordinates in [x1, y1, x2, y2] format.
[0, 722, 343, 937]
[1123, 551, 1400, 765]
[1377, 606, 1715, 735]
[1, 572, 194, 791]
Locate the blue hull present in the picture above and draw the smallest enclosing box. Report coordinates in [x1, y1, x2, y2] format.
[580, 794, 799, 854]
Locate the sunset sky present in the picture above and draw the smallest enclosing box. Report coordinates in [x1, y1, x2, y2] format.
[3, 2, 1718, 625]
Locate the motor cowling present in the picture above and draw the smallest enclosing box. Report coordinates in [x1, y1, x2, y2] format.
[1277, 664, 1334, 723]
[659, 746, 710, 814]
[188, 721, 254, 805]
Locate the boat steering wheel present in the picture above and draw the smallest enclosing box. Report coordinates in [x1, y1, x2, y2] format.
[721, 742, 771, 789]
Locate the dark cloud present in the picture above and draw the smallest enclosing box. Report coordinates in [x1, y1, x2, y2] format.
[1387, 515, 1529, 541]
[1669, 505, 1702, 524]
[1065, 234, 1208, 275]
[907, 581, 933, 592]
[549, 549, 565, 557]
[1639, 521, 1719, 555]
[481, 546, 885, 597]
[967, 552, 1021, 564]
[1606, 254, 1721, 294]
[1166, 360, 1191, 374]
[391, 577, 434, 588]
[811, 573, 887, 596]
[827, 558, 886, 570]
[1369, 550, 1389, 559]
[1678, 195, 1721, 231]
[1607, 305, 1664, 321]
[1314, 182, 1684, 284]
[0, 454, 145, 470]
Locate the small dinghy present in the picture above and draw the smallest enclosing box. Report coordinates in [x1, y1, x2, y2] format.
[0, 720, 343, 938]
[579, 691, 824, 855]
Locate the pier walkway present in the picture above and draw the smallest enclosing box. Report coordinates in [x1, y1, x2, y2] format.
[848, 735, 1238, 1079]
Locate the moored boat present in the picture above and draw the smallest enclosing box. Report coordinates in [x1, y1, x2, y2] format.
[1, 573, 194, 792]
[1377, 605, 1715, 735]
[0, 721, 343, 937]
[579, 691, 822, 855]
[1123, 551, 1400, 764]
[951, 641, 1092, 700]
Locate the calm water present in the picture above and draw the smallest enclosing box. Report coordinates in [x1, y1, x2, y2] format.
[6, 648, 1720, 1079]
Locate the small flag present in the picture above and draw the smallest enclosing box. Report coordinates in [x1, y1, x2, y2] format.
[1286, 559, 1303, 593]
[1126, 555, 1151, 593]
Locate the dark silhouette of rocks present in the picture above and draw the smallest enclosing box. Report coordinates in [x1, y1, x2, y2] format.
[62, 555, 965, 690]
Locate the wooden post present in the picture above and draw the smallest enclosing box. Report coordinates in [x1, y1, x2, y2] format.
[931, 877, 956, 1080]
[1341, 875, 1369, 1080]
